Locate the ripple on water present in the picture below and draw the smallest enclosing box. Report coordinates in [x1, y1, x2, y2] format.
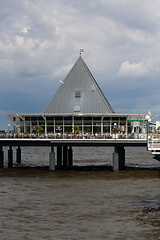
[0, 147, 160, 239]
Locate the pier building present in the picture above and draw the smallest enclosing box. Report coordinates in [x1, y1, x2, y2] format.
[3, 54, 158, 171]
[7, 55, 151, 136]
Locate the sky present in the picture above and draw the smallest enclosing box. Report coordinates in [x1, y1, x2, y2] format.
[1, 0, 160, 129]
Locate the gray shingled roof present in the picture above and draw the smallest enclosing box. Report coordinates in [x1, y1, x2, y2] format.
[44, 56, 114, 114]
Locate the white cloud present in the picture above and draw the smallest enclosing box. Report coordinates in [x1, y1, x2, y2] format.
[21, 26, 31, 34]
[117, 61, 149, 77]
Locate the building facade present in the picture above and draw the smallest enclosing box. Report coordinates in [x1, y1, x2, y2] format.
[7, 113, 149, 136]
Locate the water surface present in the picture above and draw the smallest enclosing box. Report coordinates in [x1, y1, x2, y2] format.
[0, 147, 160, 240]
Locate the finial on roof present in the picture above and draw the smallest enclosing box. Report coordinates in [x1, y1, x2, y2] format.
[79, 49, 84, 55]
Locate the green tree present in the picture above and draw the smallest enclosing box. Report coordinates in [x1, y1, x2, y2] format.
[35, 126, 43, 136]
[114, 127, 120, 133]
[74, 125, 79, 134]
[157, 126, 160, 133]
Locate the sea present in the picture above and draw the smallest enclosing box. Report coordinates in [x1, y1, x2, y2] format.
[0, 146, 160, 240]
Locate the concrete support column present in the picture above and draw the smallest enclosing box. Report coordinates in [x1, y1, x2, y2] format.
[16, 146, 21, 164]
[113, 146, 125, 171]
[8, 146, 13, 168]
[57, 146, 62, 166]
[113, 152, 119, 171]
[0, 146, 4, 168]
[68, 146, 73, 166]
[63, 146, 68, 167]
[119, 146, 125, 170]
[49, 145, 55, 171]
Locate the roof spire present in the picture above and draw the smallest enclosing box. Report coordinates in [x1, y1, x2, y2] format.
[44, 55, 114, 114]
[79, 49, 84, 55]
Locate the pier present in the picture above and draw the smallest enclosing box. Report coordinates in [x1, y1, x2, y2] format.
[0, 137, 147, 171]
[4, 55, 157, 171]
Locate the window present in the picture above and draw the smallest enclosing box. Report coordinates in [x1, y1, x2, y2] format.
[74, 105, 80, 112]
[75, 91, 81, 98]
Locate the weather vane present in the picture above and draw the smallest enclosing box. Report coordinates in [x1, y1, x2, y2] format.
[79, 49, 84, 55]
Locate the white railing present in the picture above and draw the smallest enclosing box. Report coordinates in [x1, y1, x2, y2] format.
[0, 132, 149, 140]
[148, 134, 160, 151]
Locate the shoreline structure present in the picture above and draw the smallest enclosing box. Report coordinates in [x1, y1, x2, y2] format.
[4, 54, 159, 171]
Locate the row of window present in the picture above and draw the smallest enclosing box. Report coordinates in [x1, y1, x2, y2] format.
[17, 122, 127, 127]
[15, 116, 127, 122]
[19, 125, 129, 134]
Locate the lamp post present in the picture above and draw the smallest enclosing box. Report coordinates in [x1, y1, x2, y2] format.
[145, 115, 151, 149]
[8, 124, 10, 132]
[114, 122, 117, 140]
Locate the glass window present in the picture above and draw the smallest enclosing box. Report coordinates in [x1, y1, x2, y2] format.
[120, 117, 126, 121]
[55, 117, 63, 125]
[104, 117, 110, 121]
[103, 126, 110, 133]
[47, 126, 54, 132]
[75, 91, 81, 98]
[84, 126, 92, 133]
[64, 117, 72, 125]
[93, 126, 101, 133]
[74, 117, 82, 125]
[112, 117, 119, 121]
[64, 126, 72, 133]
[46, 117, 54, 126]
[103, 117, 111, 125]
[93, 117, 101, 125]
[83, 117, 92, 125]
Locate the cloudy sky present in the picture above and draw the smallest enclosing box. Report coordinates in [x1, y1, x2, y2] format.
[1, 0, 160, 129]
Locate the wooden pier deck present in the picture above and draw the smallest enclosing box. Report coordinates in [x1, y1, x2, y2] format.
[0, 138, 147, 147]
[0, 138, 148, 171]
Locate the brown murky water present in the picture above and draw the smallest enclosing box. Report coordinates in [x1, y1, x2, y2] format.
[0, 147, 160, 240]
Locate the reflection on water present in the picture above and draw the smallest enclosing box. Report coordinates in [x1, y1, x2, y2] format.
[0, 147, 160, 240]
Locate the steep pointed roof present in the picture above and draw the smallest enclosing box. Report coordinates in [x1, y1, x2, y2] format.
[44, 56, 114, 114]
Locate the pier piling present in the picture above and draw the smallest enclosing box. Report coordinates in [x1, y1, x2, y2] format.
[68, 146, 73, 166]
[57, 146, 62, 166]
[0, 138, 146, 171]
[16, 146, 21, 164]
[63, 146, 68, 167]
[8, 146, 13, 168]
[113, 146, 125, 171]
[0, 146, 4, 168]
[49, 145, 55, 171]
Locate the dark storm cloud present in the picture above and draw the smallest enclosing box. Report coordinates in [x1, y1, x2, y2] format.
[1, 0, 160, 129]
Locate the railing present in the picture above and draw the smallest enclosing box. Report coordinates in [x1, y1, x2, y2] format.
[0, 132, 149, 140]
[148, 134, 160, 150]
